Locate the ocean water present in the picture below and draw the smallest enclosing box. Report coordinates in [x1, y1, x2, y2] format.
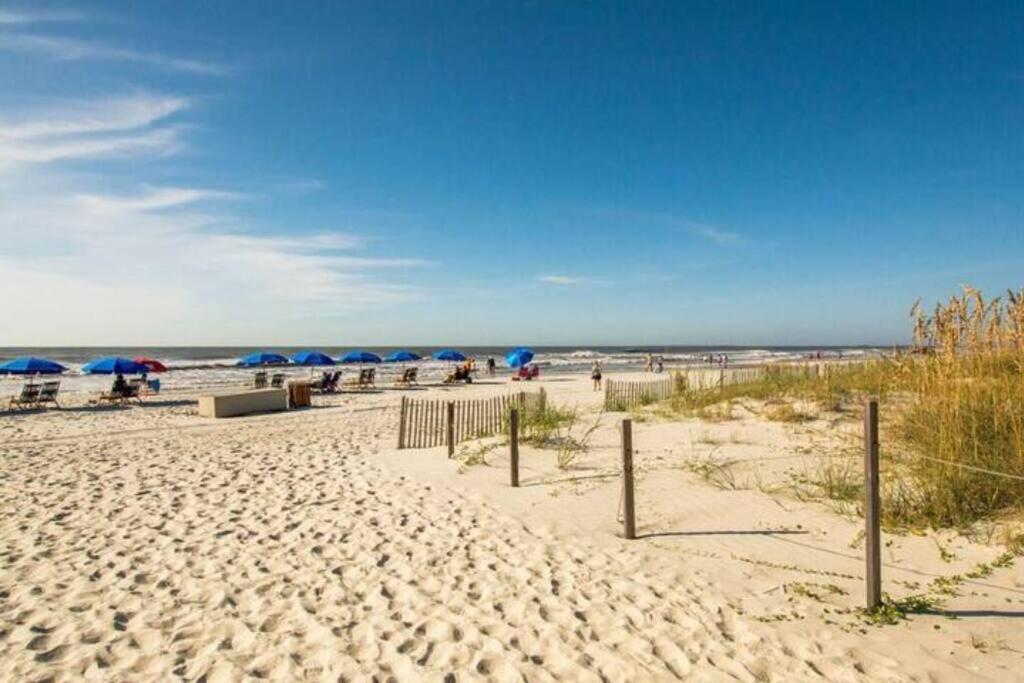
[0, 346, 885, 395]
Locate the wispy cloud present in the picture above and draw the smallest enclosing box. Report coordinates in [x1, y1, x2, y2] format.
[680, 220, 742, 245]
[0, 33, 227, 75]
[539, 275, 589, 285]
[0, 93, 188, 164]
[0, 8, 84, 24]
[0, 92, 429, 343]
[581, 208, 746, 246]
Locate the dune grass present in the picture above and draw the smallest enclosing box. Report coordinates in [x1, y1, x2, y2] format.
[665, 286, 1024, 531]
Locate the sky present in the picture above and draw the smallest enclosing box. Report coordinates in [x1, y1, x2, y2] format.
[0, 1, 1021, 347]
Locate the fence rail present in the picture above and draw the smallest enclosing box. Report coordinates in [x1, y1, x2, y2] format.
[604, 377, 674, 410]
[397, 389, 546, 449]
[604, 363, 836, 410]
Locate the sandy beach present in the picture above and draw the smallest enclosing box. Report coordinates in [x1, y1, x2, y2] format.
[2, 371, 1022, 681]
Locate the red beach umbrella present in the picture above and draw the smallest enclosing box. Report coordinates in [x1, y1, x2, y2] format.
[133, 356, 168, 373]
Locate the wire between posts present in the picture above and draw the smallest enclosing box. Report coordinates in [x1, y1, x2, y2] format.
[909, 453, 1024, 482]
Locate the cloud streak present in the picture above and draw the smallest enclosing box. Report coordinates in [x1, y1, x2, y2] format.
[0, 33, 227, 75]
[0, 92, 429, 343]
[538, 275, 589, 285]
[0, 8, 84, 25]
[681, 220, 743, 245]
[0, 93, 189, 164]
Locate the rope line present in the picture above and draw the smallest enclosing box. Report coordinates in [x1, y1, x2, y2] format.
[907, 453, 1024, 482]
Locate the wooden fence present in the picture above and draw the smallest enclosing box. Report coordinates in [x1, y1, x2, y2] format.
[604, 363, 836, 410]
[397, 389, 546, 449]
[603, 377, 674, 410]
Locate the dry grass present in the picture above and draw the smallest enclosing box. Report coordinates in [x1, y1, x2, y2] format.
[664, 285, 1024, 532]
[764, 403, 812, 423]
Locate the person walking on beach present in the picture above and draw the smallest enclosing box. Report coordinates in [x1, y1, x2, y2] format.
[656, 356, 664, 373]
[486, 357, 496, 376]
[644, 353, 654, 372]
[591, 361, 603, 391]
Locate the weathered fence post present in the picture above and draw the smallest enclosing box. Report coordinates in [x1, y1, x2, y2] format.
[621, 418, 636, 539]
[397, 395, 407, 449]
[509, 408, 520, 487]
[864, 399, 882, 610]
[446, 401, 455, 458]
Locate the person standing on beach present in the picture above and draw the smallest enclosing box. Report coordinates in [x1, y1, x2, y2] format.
[644, 353, 654, 372]
[656, 356, 664, 373]
[591, 361, 603, 391]
[486, 357, 496, 375]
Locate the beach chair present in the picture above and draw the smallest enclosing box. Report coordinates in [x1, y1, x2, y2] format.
[326, 370, 341, 392]
[270, 373, 285, 388]
[97, 380, 136, 405]
[7, 383, 41, 411]
[37, 381, 61, 408]
[343, 368, 371, 389]
[444, 365, 473, 385]
[365, 368, 376, 388]
[122, 383, 143, 404]
[393, 367, 418, 387]
[253, 371, 268, 389]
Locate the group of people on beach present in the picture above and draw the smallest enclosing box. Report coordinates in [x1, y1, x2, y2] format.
[704, 354, 729, 367]
[643, 353, 665, 373]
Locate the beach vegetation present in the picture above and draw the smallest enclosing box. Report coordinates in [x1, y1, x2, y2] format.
[663, 286, 1024, 532]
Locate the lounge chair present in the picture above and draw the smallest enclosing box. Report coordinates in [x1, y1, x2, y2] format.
[444, 365, 473, 384]
[343, 368, 373, 389]
[122, 383, 143, 404]
[96, 380, 143, 405]
[365, 368, 376, 387]
[313, 370, 341, 393]
[394, 367, 418, 387]
[270, 373, 285, 388]
[7, 383, 41, 411]
[37, 381, 61, 408]
[253, 371, 268, 389]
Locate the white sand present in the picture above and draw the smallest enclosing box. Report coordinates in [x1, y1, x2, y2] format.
[2, 373, 1023, 681]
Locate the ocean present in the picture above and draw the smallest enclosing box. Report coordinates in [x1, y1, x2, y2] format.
[0, 345, 886, 396]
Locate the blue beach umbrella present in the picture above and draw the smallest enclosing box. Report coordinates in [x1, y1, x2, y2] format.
[506, 347, 535, 368]
[236, 352, 289, 367]
[82, 356, 150, 375]
[0, 357, 67, 375]
[384, 350, 422, 363]
[339, 350, 382, 364]
[432, 349, 466, 362]
[291, 350, 335, 366]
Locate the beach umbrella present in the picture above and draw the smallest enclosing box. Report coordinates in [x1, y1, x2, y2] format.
[236, 352, 289, 367]
[0, 357, 67, 375]
[82, 356, 150, 375]
[506, 347, 535, 368]
[432, 349, 466, 362]
[291, 350, 335, 366]
[384, 350, 421, 363]
[133, 356, 168, 373]
[339, 350, 382, 364]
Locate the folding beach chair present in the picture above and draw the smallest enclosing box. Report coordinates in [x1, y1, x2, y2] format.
[270, 373, 286, 388]
[122, 382, 143, 404]
[365, 368, 376, 388]
[393, 367, 418, 387]
[7, 383, 41, 411]
[37, 381, 61, 408]
[253, 371, 268, 389]
[343, 368, 369, 389]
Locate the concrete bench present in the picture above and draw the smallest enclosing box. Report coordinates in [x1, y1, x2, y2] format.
[197, 388, 288, 418]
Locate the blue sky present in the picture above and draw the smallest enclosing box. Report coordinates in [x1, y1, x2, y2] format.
[1, 2, 1021, 346]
